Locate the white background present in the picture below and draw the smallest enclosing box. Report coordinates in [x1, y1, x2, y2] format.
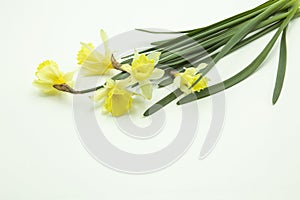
[1, 0, 300, 199]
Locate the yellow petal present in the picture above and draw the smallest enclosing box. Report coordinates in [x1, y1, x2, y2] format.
[183, 67, 198, 76]
[133, 50, 140, 62]
[116, 76, 135, 88]
[33, 80, 52, 89]
[173, 76, 181, 89]
[81, 51, 112, 76]
[77, 42, 94, 65]
[37, 60, 58, 70]
[140, 81, 153, 100]
[32, 80, 59, 94]
[120, 64, 132, 74]
[149, 68, 164, 80]
[93, 88, 108, 102]
[100, 29, 108, 42]
[147, 52, 161, 65]
[63, 71, 74, 82]
[100, 29, 110, 54]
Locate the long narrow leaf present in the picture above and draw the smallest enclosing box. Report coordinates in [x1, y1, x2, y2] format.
[143, 89, 183, 116]
[158, 77, 174, 88]
[273, 27, 288, 104]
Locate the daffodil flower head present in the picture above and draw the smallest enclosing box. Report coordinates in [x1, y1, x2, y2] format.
[77, 29, 113, 76]
[33, 60, 74, 94]
[93, 79, 133, 117]
[121, 51, 164, 100]
[174, 63, 209, 94]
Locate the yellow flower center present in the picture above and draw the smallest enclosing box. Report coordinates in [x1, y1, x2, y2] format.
[178, 68, 208, 93]
[131, 54, 155, 81]
[104, 81, 133, 116]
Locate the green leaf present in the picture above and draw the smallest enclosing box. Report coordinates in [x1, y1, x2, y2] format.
[272, 27, 288, 105]
[177, 4, 298, 105]
[158, 77, 174, 88]
[135, 29, 182, 34]
[143, 89, 183, 116]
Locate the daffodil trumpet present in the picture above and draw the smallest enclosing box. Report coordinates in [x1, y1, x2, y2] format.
[92, 79, 134, 116]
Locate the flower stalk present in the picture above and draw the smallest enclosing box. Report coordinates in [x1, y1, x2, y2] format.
[53, 83, 103, 94]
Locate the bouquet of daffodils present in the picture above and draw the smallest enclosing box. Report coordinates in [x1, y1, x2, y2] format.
[33, 0, 300, 117]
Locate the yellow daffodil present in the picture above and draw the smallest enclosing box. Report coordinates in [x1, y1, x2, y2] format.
[93, 79, 134, 116]
[77, 29, 113, 76]
[121, 51, 164, 99]
[174, 63, 209, 94]
[33, 60, 74, 94]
